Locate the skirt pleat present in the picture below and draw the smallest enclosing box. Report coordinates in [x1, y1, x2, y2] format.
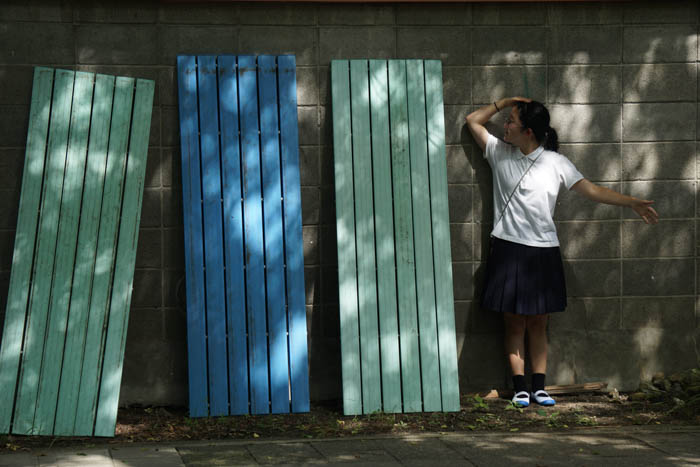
[481, 237, 567, 315]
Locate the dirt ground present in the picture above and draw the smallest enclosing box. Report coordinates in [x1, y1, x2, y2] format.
[1, 391, 698, 453]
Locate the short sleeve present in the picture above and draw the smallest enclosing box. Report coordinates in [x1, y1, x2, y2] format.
[558, 155, 584, 189]
[484, 133, 505, 164]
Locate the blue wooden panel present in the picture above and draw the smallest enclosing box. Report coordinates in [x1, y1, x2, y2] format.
[177, 55, 208, 418]
[197, 55, 229, 416]
[238, 55, 270, 415]
[258, 55, 289, 414]
[278, 55, 310, 413]
[218, 55, 249, 416]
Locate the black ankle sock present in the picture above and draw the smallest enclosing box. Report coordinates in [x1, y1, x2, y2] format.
[532, 373, 546, 392]
[513, 375, 527, 394]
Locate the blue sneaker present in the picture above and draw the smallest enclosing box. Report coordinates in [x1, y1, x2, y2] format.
[531, 390, 556, 406]
[512, 391, 530, 407]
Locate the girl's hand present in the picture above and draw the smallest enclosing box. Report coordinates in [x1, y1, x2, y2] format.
[631, 199, 659, 224]
[500, 96, 532, 108]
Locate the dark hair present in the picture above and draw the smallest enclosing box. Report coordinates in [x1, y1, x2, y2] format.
[515, 100, 558, 152]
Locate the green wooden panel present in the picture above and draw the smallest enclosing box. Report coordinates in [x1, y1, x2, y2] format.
[424, 61, 460, 412]
[368, 59, 401, 413]
[387, 60, 422, 413]
[350, 60, 381, 414]
[331, 60, 362, 415]
[54, 74, 115, 435]
[94, 78, 154, 437]
[34, 71, 94, 435]
[12, 69, 75, 435]
[74, 77, 134, 436]
[0, 67, 54, 433]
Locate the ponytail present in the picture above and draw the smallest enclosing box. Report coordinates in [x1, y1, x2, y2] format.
[515, 101, 559, 152]
[544, 126, 559, 152]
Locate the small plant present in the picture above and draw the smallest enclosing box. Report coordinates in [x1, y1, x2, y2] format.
[472, 395, 489, 410]
[504, 402, 524, 413]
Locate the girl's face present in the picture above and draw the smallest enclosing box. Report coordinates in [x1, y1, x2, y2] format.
[503, 107, 524, 144]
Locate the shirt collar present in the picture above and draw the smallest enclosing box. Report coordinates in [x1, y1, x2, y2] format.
[518, 145, 545, 160]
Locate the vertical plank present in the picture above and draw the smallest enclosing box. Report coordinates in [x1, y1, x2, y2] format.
[406, 60, 441, 412]
[218, 55, 249, 416]
[197, 55, 228, 416]
[278, 55, 310, 413]
[55, 74, 115, 435]
[94, 78, 154, 437]
[330, 60, 362, 415]
[12, 69, 75, 435]
[34, 71, 94, 435]
[74, 77, 134, 435]
[176, 56, 208, 418]
[368, 60, 401, 413]
[0, 67, 54, 433]
[387, 60, 422, 413]
[239, 55, 270, 415]
[424, 60, 460, 412]
[258, 55, 289, 414]
[349, 60, 381, 414]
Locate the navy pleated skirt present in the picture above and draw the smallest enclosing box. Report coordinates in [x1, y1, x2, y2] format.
[481, 237, 567, 315]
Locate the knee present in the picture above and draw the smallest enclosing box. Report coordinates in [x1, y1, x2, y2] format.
[504, 315, 527, 336]
[526, 315, 548, 333]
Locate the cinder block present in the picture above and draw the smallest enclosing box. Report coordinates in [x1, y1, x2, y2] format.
[443, 104, 470, 145]
[298, 106, 318, 146]
[458, 333, 506, 391]
[622, 142, 695, 180]
[448, 184, 473, 223]
[319, 186, 336, 224]
[161, 147, 179, 188]
[473, 227, 492, 262]
[299, 146, 320, 187]
[319, 105, 332, 147]
[623, 1, 698, 24]
[158, 26, 238, 66]
[632, 327, 697, 383]
[453, 301, 469, 334]
[320, 265, 338, 305]
[140, 188, 161, 228]
[446, 145, 472, 184]
[0, 23, 74, 65]
[305, 266, 319, 305]
[579, 298, 620, 330]
[163, 228, 184, 270]
[567, 330, 640, 390]
[548, 301, 586, 332]
[296, 67, 318, 106]
[148, 107, 160, 148]
[472, 179, 494, 223]
[318, 66, 330, 106]
[0, 105, 29, 148]
[301, 186, 320, 225]
[548, 3, 622, 25]
[0, 190, 19, 229]
[318, 145, 334, 187]
[452, 261, 474, 300]
[397, 4, 470, 25]
[622, 220, 693, 258]
[240, 26, 316, 66]
[136, 229, 162, 269]
[319, 27, 394, 63]
[0, 230, 14, 271]
[145, 148, 161, 188]
[549, 104, 621, 143]
[473, 3, 545, 25]
[556, 221, 620, 259]
[240, 3, 317, 25]
[303, 225, 319, 265]
[0, 3, 72, 22]
[161, 106, 178, 147]
[622, 297, 695, 330]
[564, 260, 621, 297]
[77, 25, 157, 65]
[468, 301, 504, 335]
[319, 224, 337, 266]
[554, 182, 621, 221]
[158, 3, 239, 24]
[559, 143, 621, 182]
[161, 270, 182, 309]
[320, 4, 395, 25]
[131, 269, 162, 308]
[472, 66, 546, 104]
[396, 28, 470, 66]
[442, 66, 470, 105]
[623, 26, 698, 63]
[622, 258, 694, 296]
[162, 187, 183, 227]
[548, 65, 621, 104]
[0, 66, 35, 105]
[623, 180, 693, 219]
[158, 67, 177, 107]
[75, 2, 157, 23]
[549, 26, 622, 64]
[623, 64, 696, 102]
[472, 28, 547, 65]
[450, 223, 473, 261]
[0, 148, 25, 191]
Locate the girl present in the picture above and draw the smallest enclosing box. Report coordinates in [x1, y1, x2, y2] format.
[465, 97, 658, 407]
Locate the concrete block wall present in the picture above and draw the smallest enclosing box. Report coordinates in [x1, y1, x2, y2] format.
[0, 0, 698, 406]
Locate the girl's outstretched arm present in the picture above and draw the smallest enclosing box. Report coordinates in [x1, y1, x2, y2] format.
[571, 179, 659, 224]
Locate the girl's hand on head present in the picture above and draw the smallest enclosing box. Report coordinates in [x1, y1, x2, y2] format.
[631, 199, 659, 225]
[511, 96, 532, 104]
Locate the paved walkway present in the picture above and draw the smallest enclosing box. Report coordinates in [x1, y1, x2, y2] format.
[0, 426, 698, 466]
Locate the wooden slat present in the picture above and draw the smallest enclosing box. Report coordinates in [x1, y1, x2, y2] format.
[387, 60, 422, 413]
[55, 74, 115, 435]
[330, 60, 362, 415]
[278, 55, 310, 413]
[424, 61, 460, 412]
[197, 55, 229, 416]
[350, 60, 381, 414]
[74, 77, 134, 435]
[0, 67, 53, 433]
[239, 55, 270, 415]
[258, 55, 290, 414]
[34, 71, 94, 435]
[177, 55, 208, 418]
[368, 60, 401, 413]
[406, 60, 441, 412]
[13, 69, 75, 435]
[218, 55, 249, 416]
[94, 78, 154, 437]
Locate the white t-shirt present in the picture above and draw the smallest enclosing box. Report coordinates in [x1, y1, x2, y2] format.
[484, 133, 584, 247]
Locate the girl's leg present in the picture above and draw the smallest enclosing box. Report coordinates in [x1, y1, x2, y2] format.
[526, 314, 548, 374]
[503, 312, 527, 375]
